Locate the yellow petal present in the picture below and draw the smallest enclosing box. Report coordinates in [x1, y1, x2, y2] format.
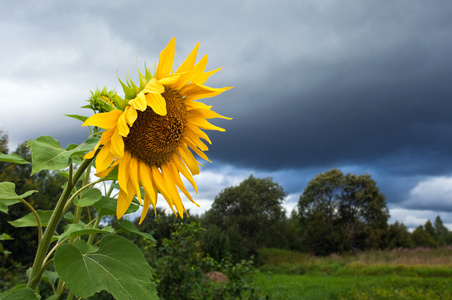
[117, 112, 130, 137]
[82, 110, 123, 129]
[125, 106, 138, 126]
[171, 153, 198, 193]
[150, 166, 176, 215]
[94, 161, 119, 178]
[187, 108, 232, 120]
[192, 67, 222, 85]
[110, 128, 125, 157]
[167, 163, 198, 206]
[116, 180, 135, 219]
[173, 55, 208, 90]
[160, 165, 185, 217]
[84, 142, 100, 159]
[118, 151, 131, 193]
[143, 78, 164, 94]
[139, 192, 156, 224]
[184, 138, 211, 162]
[96, 143, 116, 172]
[178, 145, 200, 175]
[130, 93, 148, 111]
[188, 117, 225, 132]
[186, 123, 211, 144]
[129, 157, 142, 204]
[176, 42, 199, 73]
[146, 92, 167, 115]
[139, 161, 158, 206]
[158, 74, 180, 86]
[156, 37, 175, 80]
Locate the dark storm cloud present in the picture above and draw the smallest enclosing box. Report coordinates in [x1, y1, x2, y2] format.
[206, 1, 452, 179]
[2, 0, 452, 225]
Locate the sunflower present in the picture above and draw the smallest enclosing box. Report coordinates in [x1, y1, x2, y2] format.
[83, 38, 232, 223]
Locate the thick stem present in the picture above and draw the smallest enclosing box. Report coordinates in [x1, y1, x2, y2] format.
[27, 158, 94, 290]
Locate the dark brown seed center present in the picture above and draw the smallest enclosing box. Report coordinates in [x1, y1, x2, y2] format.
[124, 88, 187, 167]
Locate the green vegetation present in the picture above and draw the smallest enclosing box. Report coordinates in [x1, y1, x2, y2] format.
[255, 248, 452, 299]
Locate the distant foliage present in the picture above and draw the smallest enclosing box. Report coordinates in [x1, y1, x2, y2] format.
[203, 174, 288, 260]
[298, 169, 389, 255]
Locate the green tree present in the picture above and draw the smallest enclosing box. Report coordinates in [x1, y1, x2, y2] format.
[412, 224, 437, 248]
[433, 216, 451, 246]
[298, 169, 389, 255]
[203, 174, 288, 259]
[385, 221, 413, 249]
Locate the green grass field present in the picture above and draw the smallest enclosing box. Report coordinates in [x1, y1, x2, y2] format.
[254, 248, 452, 299]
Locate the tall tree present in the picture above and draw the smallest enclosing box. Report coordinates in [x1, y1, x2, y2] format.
[433, 215, 451, 246]
[298, 169, 389, 255]
[203, 175, 287, 258]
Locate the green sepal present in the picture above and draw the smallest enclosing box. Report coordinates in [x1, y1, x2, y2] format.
[8, 210, 53, 227]
[0, 153, 29, 164]
[65, 114, 89, 122]
[54, 235, 158, 300]
[118, 76, 137, 101]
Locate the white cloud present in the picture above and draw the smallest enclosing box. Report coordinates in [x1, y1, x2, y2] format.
[402, 176, 452, 211]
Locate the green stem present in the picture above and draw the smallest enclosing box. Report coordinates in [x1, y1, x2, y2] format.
[27, 158, 94, 290]
[18, 198, 42, 243]
[87, 217, 102, 245]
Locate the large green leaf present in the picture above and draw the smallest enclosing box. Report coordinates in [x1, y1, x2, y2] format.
[0, 153, 29, 164]
[58, 223, 114, 242]
[54, 235, 158, 300]
[0, 182, 37, 201]
[118, 220, 155, 241]
[73, 188, 102, 207]
[8, 210, 53, 227]
[0, 286, 40, 300]
[28, 136, 99, 175]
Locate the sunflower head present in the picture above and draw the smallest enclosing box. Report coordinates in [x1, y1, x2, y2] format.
[83, 38, 232, 223]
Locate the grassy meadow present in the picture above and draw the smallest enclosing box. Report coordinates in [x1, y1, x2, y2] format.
[254, 247, 452, 299]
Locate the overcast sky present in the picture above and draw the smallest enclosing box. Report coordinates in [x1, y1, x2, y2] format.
[2, 0, 452, 229]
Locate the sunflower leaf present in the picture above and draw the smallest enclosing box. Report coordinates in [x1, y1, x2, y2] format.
[54, 235, 158, 300]
[0, 182, 37, 201]
[28, 136, 99, 175]
[73, 188, 102, 207]
[8, 210, 53, 227]
[0, 286, 40, 300]
[58, 223, 114, 242]
[0, 153, 29, 164]
[0, 233, 12, 240]
[118, 220, 155, 241]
